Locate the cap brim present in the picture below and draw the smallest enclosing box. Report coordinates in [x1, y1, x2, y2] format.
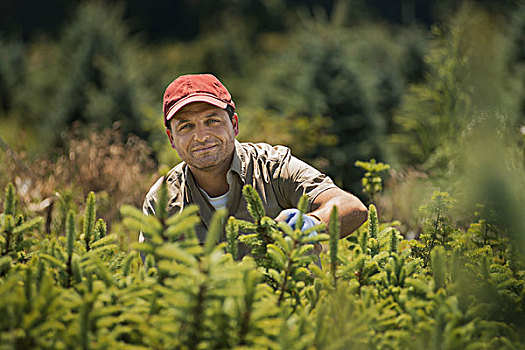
[166, 94, 229, 123]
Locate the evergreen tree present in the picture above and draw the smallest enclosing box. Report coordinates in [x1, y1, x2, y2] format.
[46, 1, 155, 148]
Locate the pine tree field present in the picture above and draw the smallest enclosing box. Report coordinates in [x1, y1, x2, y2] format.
[2, 1, 525, 349]
[1, 170, 524, 349]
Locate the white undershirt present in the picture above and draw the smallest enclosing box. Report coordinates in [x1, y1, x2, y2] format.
[139, 188, 229, 244]
[199, 187, 229, 211]
[139, 186, 230, 242]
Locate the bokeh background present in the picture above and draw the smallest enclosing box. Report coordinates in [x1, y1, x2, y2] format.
[1, 0, 524, 251]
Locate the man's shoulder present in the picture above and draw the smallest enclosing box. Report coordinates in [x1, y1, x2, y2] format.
[238, 141, 292, 163]
[145, 162, 185, 201]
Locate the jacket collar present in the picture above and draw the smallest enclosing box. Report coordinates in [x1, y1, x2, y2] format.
[230, 139, 246, 183]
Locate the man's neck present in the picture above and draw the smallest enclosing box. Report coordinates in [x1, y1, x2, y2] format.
[188, 153, 233, 197]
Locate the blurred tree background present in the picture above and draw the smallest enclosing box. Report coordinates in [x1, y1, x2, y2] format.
[1, 0, 525, 251]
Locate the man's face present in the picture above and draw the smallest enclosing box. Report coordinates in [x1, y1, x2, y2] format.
[166, 102, 239, 172]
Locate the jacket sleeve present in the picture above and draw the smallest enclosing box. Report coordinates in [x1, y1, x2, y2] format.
[275, 150, 337, 212]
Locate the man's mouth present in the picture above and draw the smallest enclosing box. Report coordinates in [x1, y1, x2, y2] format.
[192, 144, 218, 153]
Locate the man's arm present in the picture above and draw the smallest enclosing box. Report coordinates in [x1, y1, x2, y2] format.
[273, 150, 368, 238]
[308, 187, 368, 238]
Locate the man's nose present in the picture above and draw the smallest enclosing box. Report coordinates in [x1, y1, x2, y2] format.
[193, 124, 210, 143]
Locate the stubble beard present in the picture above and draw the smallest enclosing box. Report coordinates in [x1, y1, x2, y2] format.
[186, 139, 234, 173]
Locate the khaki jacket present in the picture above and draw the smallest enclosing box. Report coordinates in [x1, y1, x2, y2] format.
[142, 141, 336, 249]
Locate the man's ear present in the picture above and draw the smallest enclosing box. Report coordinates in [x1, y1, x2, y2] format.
[232, 113, 239, 136]
[166, 128, 176, 149]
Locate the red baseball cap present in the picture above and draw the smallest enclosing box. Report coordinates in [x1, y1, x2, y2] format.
[163, 73, 236, 127]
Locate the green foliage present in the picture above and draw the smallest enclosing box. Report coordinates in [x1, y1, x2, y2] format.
[0, 176, 524, 348]
[237, 186, 329, 308]
[411, 191, 458, 266]
[3, 182, 16, 217]
[225, 216, 239, 261]
[49, 1, 154, 142]
[94, 219, 106, 241]
[367, 204, 380, 254]
[314, 285, 372, 349]
[390, 22, 471, 171]
[82, 191, 96, 252]
[237, 185, 276, 266]
[430, 246, 447, 291]
[242, 185, 266, 223]
[2, 2, 525, 347]
[155, 176, 169, 223]
[389, 3, 525, 178]
[329, 205, 339, 288]
[1, 183, 43, 261]
[355, 159, 391, 204]
[0, 38, 26, 117]
[242, 19, 418, 191]
[66, 210, 75, 261]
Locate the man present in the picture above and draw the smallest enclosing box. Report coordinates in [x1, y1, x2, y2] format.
[140, 73, 368, 255]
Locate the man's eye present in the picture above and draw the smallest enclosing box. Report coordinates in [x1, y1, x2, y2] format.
[207, 119, 219, 124]
[179, 124, 192, 131]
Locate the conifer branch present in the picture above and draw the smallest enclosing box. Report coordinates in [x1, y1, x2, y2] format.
[24, 268, 32, 312]
[431, 246, 446, 291]
[35, 259, 45, 291]
[94, 219, 106, 241]
[80, 297, 94, 350]
[329, 206, 339, 288]
[188, 283, 206, 350]
[226, 217, 239, 260]
[66, 210, 76, 288]
[122, 251, 138, 276]
[3, 183, 16, 217]
[204, 209, 226, 255]
[2, 215, 14, 256]
[389, 229, 398, 255]
[12, 217, 43, 235]
[82, 192, 96, 252]
[72, 255, 82, 283]
[156, 176, 169, 223]
[359, 230, 368, 254]
[242, 185, 265, 222]
[238, 269, 258, 345]
[277, 252, 294, 306]
[368, 204, 378, 239]
[0, 256, 12, 276]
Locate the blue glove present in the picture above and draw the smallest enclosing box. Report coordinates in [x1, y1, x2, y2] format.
[279, 208, 320, 237]
[278, 209, 323, 268]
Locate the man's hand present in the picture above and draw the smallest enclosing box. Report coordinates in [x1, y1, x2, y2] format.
[275, 209, 323, 256]
[275, 208, 320, 232]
